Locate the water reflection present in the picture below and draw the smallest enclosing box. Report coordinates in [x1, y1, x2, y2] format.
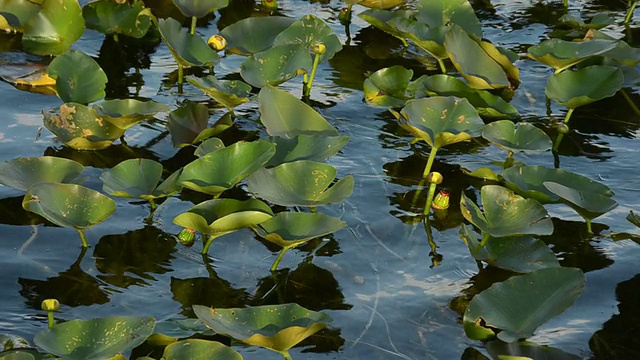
[589, 273, 640, 359]
[44, 144, 159, 169]
[93, 226, 176, 288]
[0, 195, 47, 226]
[18, 247, 109, 308]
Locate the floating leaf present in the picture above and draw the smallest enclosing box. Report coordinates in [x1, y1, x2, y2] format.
[179, 140, 276, 196]
[158, 17, 220, 67]
[0, 0, 39, 30]
[163, 339, 242, 360]
[92, 99, 169, 130]
[187, 75, 251, 111]
[192, 303, 331, 354]
[363, 65, 412, 107]
[194, 137, 225, 157]
[247, 160, 354, 207]
[240, 44, 311, 88]
[273, 14, 342, 63]
[22, 183, 116, 231]
[220, 16, 295, 54]
[172, 0, 228, 18]
[486, 340, 582, 360]
[43, 103, 125, 150]
[545, 65, 623, 109]
[481, 120, 551, 154]
[258, 86, 338, 138]
[416, 0, 481, 38]
[502, 165, 614, 204]
[22, 0, 84, 56]
[0, 156, 83, 191]
[47, 50, 107, 104]
[394, 96, 484, 149]
[82, 0, 152, 38]
[460, 185, 553, 238]
[9, 68, 57, 95]
[543, 182, 618, 222]
[358, 0, 404, 9]
[527, 39, 618, 72]
[254, 212, 346, 249]
[100, 158, 181, 201]
[33, 316, 155, 360]
[266, 134, 349, 167]
[166, 102, 211, 148]
[464, 267, 585, 342]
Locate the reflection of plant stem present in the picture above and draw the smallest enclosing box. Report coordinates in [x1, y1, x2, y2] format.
[423, 218, 441, 267]
[479, 233, 491, 247]
[423, 182, 438, 215]
[563, 0, 568, 7]
[410, 178, 427, 208]
[76, 229, 88, 248]
[303, 52, 322, 98]
[552, 108, 574, 152]
[625, 1, 638, 25]
[620, 88, 640, 116]
[190, 16, 197, 35]
[278, 350, 293, 360]
[201, 235, 218, 254]
[271, 246, 293, 271]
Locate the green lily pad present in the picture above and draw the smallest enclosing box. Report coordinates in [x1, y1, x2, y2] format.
[258, 86, 339, 138]
[463, 267, 585, 342]
[22, 0, 84, 56]
[502, 165, 614, 204]
[167, 102, 226, 148]
[194, 137, 225, 157]
[247, 160, 354, 207]
[273, 14, 342, 63]
[358, 0, 405, 9]
[43, 103, 126, 150]
[219, 16, 295, 55]
[410, 74, 519, 119]
[543, 182, 618, 222]
[545, 65, 623, 109]
[363, 65, 413, 107]
[158, 17, 220, 68]
[33, 316, 155, 360]
[82, 0, 152, 38]
[240, 44, 311, 88]
[265, 134, 349, 167]
[527, 39, 618, 72]
[445, 24, 515, 90]
[172, 0, 228, 18]
[460, 185, 553, 238]
[22, 182, 116, 230]
[481, 120, 551, 154]
[47, 50, 107, 104]
[192, 303, 331, 354]
[459, 224, 559, 273]
[253, 212, 346, 249]
[486, 340, 582, 360]
[178, 140, 276, 196]
[393, 96, 484, 149]
[173, 198, 273, 237]
[0, 156, 83, 191]
[559, 13, 614, 30]
[416, 0, 481, 38]
[0, 0, 39, 30]
[163, 339, 242, 360]
[100, 158, 181, 200]
[0, 349, 40, 360]
[187, 75, 251, 111]
[92, 99, 170, 130]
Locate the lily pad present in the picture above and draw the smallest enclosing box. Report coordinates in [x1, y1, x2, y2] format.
[0, 0, 39, 30]
[163, 339, 242, 360]
[258, 86, 339, 138]
[158, 17, 220, 68]
[416, 0, 481, 38]
[0, 156, 84, 191]
[481, 120, 551, 154]
[43, 103, 125, 150]
[545, 65, 623, 109]
[394, 96, 484, 149]
[247, 160, 354, 207]
[543, 181, 618, 222]
[219, 16, 295, 55]
[22, 0, 84, 56]
[486, 340, 582, 360]
[100, 158, 181, 201]
[273, 14, 342, 63]
[92, 99, 169, 130]
[178, 140, 276, 196]
[502, 165, 614, 204]
[358, 0, 405, 9]
[192, 303, 331, 354]
[240, 44, 311, 88]
[22, 182, 116, 230]
[463, 267, 585, 342]
[265, 134, 349, 167]
[172, 0, 228, 18]
[47, 50, 107, 104]
[194, 137, 225, 157]
[33, 316, 155, 360]
[82, 0, 152, 38]
[166, 102, 221, 148]
[527, 38, 618, 72]
[459, 224, 559, 273]
[253, 212, 346, 249]
[460, 185, 553, 238]
[363, 65, 412, 107]
[187, 75, 251, 111]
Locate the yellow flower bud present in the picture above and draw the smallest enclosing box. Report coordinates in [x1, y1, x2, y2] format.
[207, 35, 227, 51]
[311, 43, 326, 55]
[41, 299, 60, 312]
[427, 172, 443, 185]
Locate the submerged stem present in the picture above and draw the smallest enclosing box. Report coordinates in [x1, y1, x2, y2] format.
[271, 247, 292, 272]
[76, 229, 88, 248]
[423, 182, 438, 215]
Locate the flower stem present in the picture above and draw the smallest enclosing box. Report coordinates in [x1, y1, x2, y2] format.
[303, 52, 322, 98]
[271, 247, 292, 272]
[437, 59, 447, 74]
[76, 229, 88, 248]
[479, 233, 491, 247]
[586, 218, 593, 234]
[552, 108, 574, 152]
[279, 350, 293, 360]
[177, 64, 184, 86]
[201, 235, 217, 255]
[625, 1, 638, 25]
[47, 311, 55, 328]
[190, 16, 197, 35]
[422, 147, 439, 178]
[620, 88, 640, 116]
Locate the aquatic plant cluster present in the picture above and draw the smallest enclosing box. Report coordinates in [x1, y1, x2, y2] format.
[0, 0, 639, 358]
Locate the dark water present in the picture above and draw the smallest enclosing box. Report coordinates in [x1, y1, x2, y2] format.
[0, 0, 639, 358]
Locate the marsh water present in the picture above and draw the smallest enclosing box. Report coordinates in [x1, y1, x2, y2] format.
[1, 0, 640, 358]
